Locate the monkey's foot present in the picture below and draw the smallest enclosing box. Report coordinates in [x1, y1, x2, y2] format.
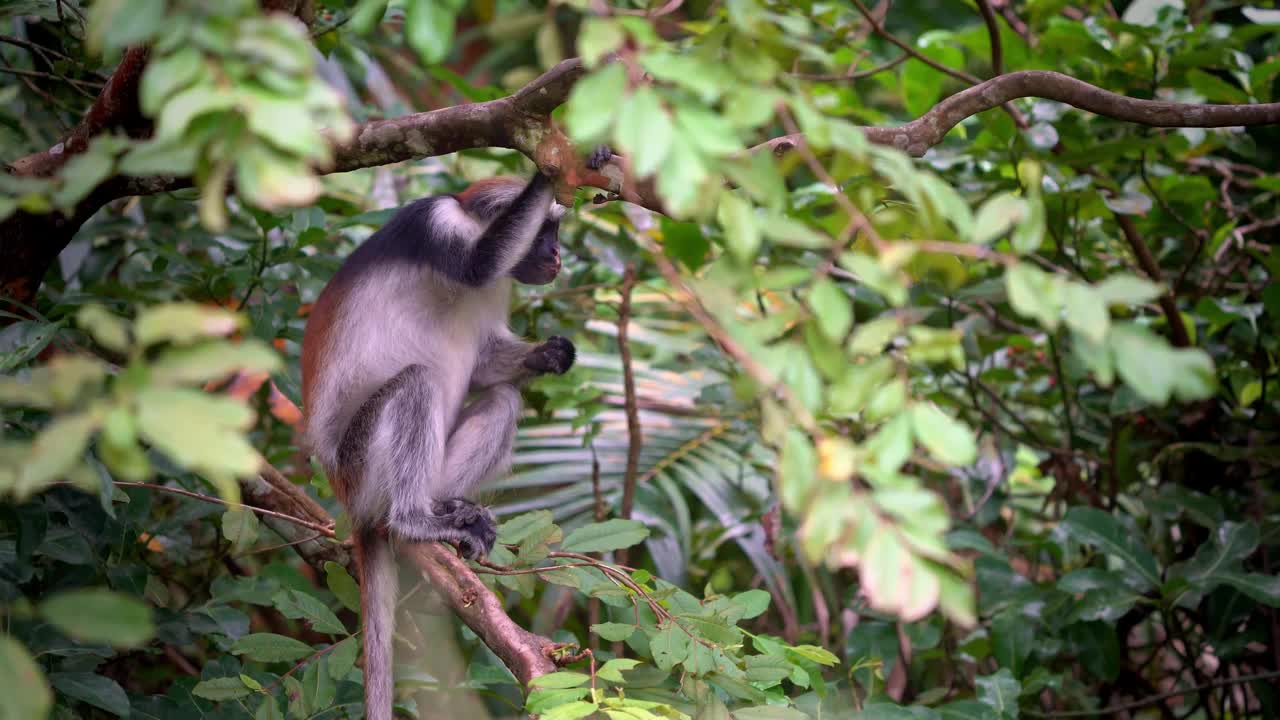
[392, 499, 497, 559]
[524, 336, 576, 375]
[586, 144, 614, 171]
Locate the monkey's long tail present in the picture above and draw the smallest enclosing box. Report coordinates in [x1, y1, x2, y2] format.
[354, 528, 398, 720]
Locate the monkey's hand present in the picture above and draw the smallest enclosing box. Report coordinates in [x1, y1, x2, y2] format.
[523, 336, 576, 375]
[586, 144, 614, 171]
[394, 499, 497, 559]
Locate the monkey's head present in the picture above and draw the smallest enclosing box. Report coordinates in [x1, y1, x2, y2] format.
[509, 216, 563, 285]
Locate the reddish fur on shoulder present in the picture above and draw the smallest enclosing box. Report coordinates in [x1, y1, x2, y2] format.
[455, 176, 524, 214]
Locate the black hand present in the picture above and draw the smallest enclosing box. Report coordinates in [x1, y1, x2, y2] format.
[523, 336, 576, 375]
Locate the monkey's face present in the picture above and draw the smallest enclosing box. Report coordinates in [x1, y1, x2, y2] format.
[510, 221, 561, 285]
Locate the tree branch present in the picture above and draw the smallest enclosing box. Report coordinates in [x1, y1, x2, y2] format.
[235, 464, 558, 686]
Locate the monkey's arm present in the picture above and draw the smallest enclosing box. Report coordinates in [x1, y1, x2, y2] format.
[471, 334, 575, 389]
[451, 173, 556, 286]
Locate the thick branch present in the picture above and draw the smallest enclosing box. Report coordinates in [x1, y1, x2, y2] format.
[405, 544, 558, 686]
[759, 70, 1280, 159]
[237, 467, 557, 686]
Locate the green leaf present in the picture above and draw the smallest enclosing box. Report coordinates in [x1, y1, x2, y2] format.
[136, 387, 259, 480]
[674, 106, 742, 157]
[577, 18, 624, 67]
[717, 192, 760, 264]
[1216, 572, 1280, 606]
[990, 611, 1034, 679]
[326, 637, 359, 680]
[596, 658, 642, 683]
[561, 519, 649, 553]
[526, 688, 591, 715]
[231, 633, 315, 663]
[613, 86, 673, 179]
[566, 64, 627, 143]
[809, 279, 853, 342]
[542, 701, 600, 720]
[0, 635, 51, 720]
[135, 303, 242, 346]
[272, 589, 346, 635]
[972, 192, 1027, 246]
[1094, 274, 1163, 306]
[140, 47, 205, 115]
[405, 0, 455, 64]
[911, 403, 978, 466]
[324, 561, 361, 613]
[18, 411, 100, 497]
[1064, 283, 1110, 344]
[787, 644, 839, 666]
[349, 0, 389, 34]
[77, 305, 130, 354]
[1110, 324, 1216, 405]
[733, 589, 771, 619]
[648, 623, 691, 671]
[41, 589, 154, 648]
[192, 676, 255, 701]
[49, 672, 130, 717]
[1006, 264, 1064, 330]
[530, 671, 591, 689]
[222, 509, 260, 554]
[591, 623, 639, 642]
[1061, 507, 1161, 590]
[301, 654, 335, 713]
[975, 668, 1021, 719]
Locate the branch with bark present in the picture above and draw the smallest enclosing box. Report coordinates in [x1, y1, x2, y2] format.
[242, 463, 559, 686]
[5, 37, 1280, 308]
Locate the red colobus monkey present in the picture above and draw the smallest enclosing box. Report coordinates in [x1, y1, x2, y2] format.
[300, 151, 608, 720]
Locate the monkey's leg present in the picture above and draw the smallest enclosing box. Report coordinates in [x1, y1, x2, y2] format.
[423, 384, 526, 556]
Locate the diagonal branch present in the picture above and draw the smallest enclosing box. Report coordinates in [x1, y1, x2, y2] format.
[241, 464, 557, 686]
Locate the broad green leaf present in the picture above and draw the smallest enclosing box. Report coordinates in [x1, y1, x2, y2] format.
[230, 633, 314, 662]
[733, 589, 771, 619]
[717, 192, 760, 264]
[76, 305, 130, 354]
[972, 192, 1027, 246]
[526, 688, 591, 714]
[0, 635, 51, 720]
[1061, 507, 1161, 590]
[136, 387, 259, 480]
[135, 303, 242, 346]
[860, 530, 939, 621]
[17, 411, 100, 497]
[614, 86, 673, 179]
[542, 701, 600, 720]
[326, 637, 359, 680]
[1006, 264, 1063, 330]
[41, 589, 154, 647]
[990, 611, 1034, 679]
[192, 676, 255, 701]
[49, 672, 130, 717]
[272, 589, 346, 635]
[566, 63, 627, 142]
[530, 671, 591, 689]
[911, 403, 978, 466]
[222, 509, 260, 554]
[577, 17, 624, 67]
[1094, 274, 1163, 306]
[561, 519, 649, 553]
[1216, 572, 1280, 606]
[974, 669, 1021, 718]
[648, 623, 691, 671]
[301, 654, 335, 713]
[1064, 283, 1110, 344]
[596, 658, 642, 683]
[405, 0, 454, 64]
[325, 561, 361, 613]
[808, 279, 853, 342]
[498, 510, 556, 545]
[591, 622, 639, 642]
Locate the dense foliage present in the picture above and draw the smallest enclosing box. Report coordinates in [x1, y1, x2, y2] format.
[2, 0, 1279, 719]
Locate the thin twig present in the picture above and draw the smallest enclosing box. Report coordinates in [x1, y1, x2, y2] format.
[789, 53, 908, 81]
[80, 480, 338, 537]
[617, 264, 642, 524]
[976, 0, 1004, 75]
[1114, 214, 1191, 347]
